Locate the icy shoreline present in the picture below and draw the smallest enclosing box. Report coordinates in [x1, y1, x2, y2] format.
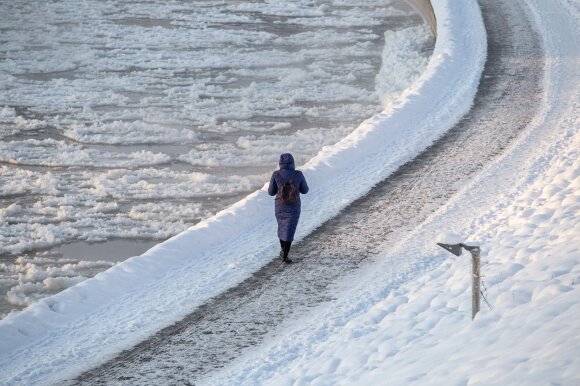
[0, 0, 433, 317]
[0, 0, 430, 259]
[0, 0, 488, 383]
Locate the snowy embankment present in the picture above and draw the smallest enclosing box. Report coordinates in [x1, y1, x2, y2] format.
[209, 136, 580, 386]
[202, 0, 580, 384]
[0, 0, 486, 383]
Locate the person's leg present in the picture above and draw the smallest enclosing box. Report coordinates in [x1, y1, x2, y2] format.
[279, 239, 285, 260]
[282, 240, 292, 262]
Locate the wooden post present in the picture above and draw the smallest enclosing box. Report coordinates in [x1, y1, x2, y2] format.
[471, 247, 481, 319]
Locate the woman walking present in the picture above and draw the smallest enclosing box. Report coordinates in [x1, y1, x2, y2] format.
[268, 153, 309, 263]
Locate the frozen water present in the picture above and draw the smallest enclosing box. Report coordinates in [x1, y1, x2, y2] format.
[0, 0, 433, 317]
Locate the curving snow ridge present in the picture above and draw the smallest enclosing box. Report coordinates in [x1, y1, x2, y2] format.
[202, 0, 580, 383]
[0, 0, 487, 382]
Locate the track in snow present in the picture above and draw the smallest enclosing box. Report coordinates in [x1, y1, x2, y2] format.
[75, 0, 544, 384]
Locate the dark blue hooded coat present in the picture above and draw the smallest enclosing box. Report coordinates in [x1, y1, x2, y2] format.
[268, 153, 309, 242]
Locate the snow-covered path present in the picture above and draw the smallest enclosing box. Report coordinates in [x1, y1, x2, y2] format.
[75, 0, 546, 384]
[200, 0, 579, 383]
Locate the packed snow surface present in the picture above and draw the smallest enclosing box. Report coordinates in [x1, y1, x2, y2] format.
[0, 0, 432, 315]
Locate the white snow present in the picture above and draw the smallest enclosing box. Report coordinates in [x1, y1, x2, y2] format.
[1, 0, 578, 384]
[205, 127, 580, 386]
[376, 26, 432, 104]
[436, 231, 464, 246]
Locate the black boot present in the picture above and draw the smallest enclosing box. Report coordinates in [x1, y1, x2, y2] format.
[282, 240, 293, 263]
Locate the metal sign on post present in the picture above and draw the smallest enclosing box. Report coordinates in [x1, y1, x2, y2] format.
[437, 242, 481, 320]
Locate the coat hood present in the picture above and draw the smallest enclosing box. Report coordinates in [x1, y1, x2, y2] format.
[278, 153, 295, 170]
